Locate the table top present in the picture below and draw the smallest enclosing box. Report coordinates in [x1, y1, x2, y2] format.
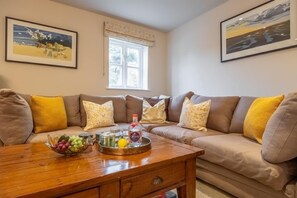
[0, 132, 204, 197]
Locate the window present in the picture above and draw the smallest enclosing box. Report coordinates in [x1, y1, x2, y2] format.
[108, 38, 148, 90]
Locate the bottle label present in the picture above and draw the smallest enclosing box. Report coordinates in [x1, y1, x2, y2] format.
[130, 131, 140, 142]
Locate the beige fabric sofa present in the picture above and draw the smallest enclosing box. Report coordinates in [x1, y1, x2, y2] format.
[0, 90, 296, 198]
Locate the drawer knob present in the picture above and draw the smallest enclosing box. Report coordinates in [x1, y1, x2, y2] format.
[153, 176, 164, 185]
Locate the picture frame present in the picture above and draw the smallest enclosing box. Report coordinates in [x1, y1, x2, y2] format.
[220, 0, 297, 62]
[5, 17, 78, 69]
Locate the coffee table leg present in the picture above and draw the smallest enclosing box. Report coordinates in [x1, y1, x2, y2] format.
[177, 158, 196, 198]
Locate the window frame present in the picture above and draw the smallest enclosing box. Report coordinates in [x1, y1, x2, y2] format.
[108, 38, 148, 90]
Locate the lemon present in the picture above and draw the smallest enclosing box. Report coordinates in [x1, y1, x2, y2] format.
[118, 138, 128, 148]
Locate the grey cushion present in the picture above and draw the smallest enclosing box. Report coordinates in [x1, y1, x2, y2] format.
[126, 95, 143, 122]
[63, 95, 81, 126]
[262, 92, 297, 163]
[192, 134, 297, 190]
[191, 95, 239, 132]
[229, 96, 257, 133]
[80, 94, 127, 126]
[0, 89, 33, 145]
[167, 91, 194, 122]
[150, 125, 224, 145]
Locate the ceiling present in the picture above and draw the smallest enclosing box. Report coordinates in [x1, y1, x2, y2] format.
[52, 0, 228, 32]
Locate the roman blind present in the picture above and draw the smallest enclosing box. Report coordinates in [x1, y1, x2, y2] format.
[104, 21, 155, 47]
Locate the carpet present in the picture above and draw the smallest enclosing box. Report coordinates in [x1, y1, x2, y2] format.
[195, 179, 235, 198]
[170, 179, 235, 198]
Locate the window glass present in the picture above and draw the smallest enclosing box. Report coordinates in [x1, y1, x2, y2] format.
[108, 38, 148, 90]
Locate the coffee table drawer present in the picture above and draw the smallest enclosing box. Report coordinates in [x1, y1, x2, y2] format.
[121, 162, 185, 198]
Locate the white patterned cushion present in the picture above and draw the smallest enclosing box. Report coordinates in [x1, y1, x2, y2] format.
[140, 99, 167, 124]
[83, 100, 115, 130]
[178, 98, 211, 131]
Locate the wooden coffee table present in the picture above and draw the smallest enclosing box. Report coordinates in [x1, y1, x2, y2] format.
[0, 132, 204, 198]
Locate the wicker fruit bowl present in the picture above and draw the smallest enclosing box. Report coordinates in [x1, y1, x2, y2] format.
[46, 134, 90, 156]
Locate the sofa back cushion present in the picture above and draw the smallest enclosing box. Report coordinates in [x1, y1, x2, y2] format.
[0, 89, 33, 145]
[63, 95, 81, 126]
[80, 94, 126, 126]
[191, 95, 239, 132]
[167, 91, 194, 122]
[126, 95, 143, 122]
[229, 96, 257, 133]
[262, 92, 297, 163]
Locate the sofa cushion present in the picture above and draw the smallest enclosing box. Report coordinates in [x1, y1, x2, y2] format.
[140, 122, 176, 132]
[191, 134, 297, 190]
[31, 96, 67, 133]
[167, 91, 194, 122]
[26, 126, 84, 143]
[80, 94, 126, 126]
[86, 123, 131, 135]
[196, 159, 293, 198]
[144, 97, 170, 119]
[0, 89, 33, 145]
[243, 95, 284, 144]
[229, 96, 257, 133]
[126, 95, 143, 122]
[178, 98, 211, 131]
[150, 125, 224, 145]
[18, 94, 82, 127]
[262, 92, 297, 163]
[83, 100, 115, 130]
[190, 95, 239, 132]
[17, 93, 31, 104]
[140, 99, 167, 124]
[63, 95, 81, 126]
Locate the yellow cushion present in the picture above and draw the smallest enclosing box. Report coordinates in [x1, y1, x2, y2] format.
[83, 100, 115, 130]
[140, 99, 167, 124]
[243, 95, 284, 144]
[31, 96, 67, 133]
[178, 98, 211, 131]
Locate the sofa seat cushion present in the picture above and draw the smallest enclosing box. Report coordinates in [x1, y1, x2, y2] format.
[191, 134, 297, 190]
[26, 126, 84, 143]
[140, 122, 176, 132]
[196, 158, 294, 198]
[86, 123, 131, 136]
[150, 125, 224, 144]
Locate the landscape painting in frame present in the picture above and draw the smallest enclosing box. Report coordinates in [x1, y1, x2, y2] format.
[6, 17, 78, 68]
[220, 0, 297, 62]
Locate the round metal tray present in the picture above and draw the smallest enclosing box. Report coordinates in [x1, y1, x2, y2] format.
[98, 137, 151, 155]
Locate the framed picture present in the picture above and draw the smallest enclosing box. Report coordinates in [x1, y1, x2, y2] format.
[5, 17, 78, 69]
[220, 0, 297, 62]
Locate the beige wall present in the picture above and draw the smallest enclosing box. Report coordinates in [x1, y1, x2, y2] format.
[168, 0, 297, 97]
[0, 0, 168, 97]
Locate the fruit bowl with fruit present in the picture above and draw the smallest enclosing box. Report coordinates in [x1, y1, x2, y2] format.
[46, 134, 90, 156]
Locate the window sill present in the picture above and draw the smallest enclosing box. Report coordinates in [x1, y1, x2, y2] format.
[106, 87, 150, 92]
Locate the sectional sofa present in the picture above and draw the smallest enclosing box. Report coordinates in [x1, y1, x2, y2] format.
[0, 89, 296, 198]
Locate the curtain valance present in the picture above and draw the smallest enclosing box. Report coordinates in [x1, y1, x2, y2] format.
[104, 21, 155, 47]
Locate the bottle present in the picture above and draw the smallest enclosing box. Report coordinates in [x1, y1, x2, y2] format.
[128, 114, 142, 147]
